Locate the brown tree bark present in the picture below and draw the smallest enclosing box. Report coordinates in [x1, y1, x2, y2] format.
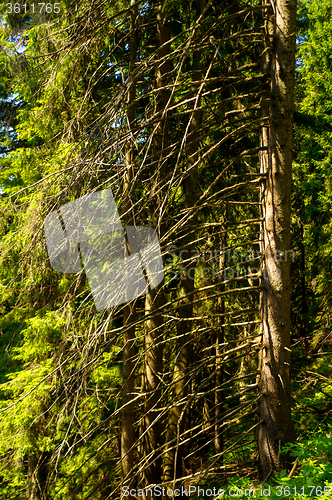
[121, 305, 137, 496]
[121, 1, 138, 496]
[143, 288, 164, 485]
[215, 230, 226, 459]
[258, 0, 297, 480]
[27, 451, 48, 500]
[163, 0, 205, 486]
[142, 0, 171, 488]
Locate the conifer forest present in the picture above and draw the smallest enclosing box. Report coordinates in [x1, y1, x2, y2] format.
[1, 0, 332, 498]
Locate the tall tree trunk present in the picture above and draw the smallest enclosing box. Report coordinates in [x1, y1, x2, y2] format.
[121, 1, 138, 496]
[163, 0, 205, 486]
[27, 451, 48, 500]
[299, 221, 308, 348]
[121, 305, 136, 495]
[143, 288, 164, 485]
[258, 0, 297, 480]
[142, 0, 170, 487]
[215, 229, 226, 459]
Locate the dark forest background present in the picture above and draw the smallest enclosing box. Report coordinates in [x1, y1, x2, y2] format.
[0, 0, 331, 499]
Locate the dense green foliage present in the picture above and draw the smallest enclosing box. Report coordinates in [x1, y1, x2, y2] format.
[0, 0, 331, 498]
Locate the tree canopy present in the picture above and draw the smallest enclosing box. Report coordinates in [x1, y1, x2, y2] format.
[0, 0, 331, 499]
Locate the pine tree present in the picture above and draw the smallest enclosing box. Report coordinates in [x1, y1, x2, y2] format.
[258, 0, 297, 479]
[0, 0, 302, 495]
